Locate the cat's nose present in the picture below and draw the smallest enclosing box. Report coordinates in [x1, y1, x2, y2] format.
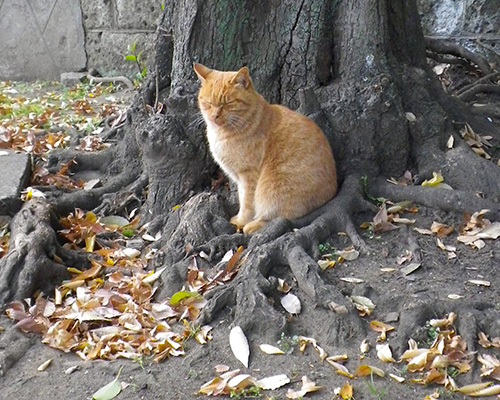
[212, 107, 223, 122]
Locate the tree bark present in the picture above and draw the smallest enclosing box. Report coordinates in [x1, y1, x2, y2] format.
[1, 0, 499, 374]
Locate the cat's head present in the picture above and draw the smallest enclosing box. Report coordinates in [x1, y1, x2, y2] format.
[194, 63, 256, 129]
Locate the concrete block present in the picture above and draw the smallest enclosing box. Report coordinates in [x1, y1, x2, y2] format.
[61, 72, 88, 86]
[0, 150, 31, 216]
[81, 0, 114, 30]
[86, 31, 155, 77]
[0, 0, 86, 81]
[115, 0, 162, 30]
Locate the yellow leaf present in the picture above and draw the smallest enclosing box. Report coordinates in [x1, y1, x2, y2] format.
[421, 171, 444, 186]
[259, 344, 284, 355]
[338, 382, 353, 399]
[455, 381, 493, 394]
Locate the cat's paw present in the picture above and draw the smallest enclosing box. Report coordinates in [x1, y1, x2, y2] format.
[230, 215, 244, 230]
[243, 219, 267, 234]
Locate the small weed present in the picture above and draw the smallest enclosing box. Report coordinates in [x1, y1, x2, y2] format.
[361, 175, 386, 206]
[318, 242, 334, 254]
[364, 372, 387, 399]
[125, 40, 147, 86]
[277, 332, 299, 354]
[230, 385, 261, 398]
[187, 369, 198, 379]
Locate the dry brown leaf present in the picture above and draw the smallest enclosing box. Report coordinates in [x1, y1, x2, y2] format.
[353, 364, 385, 378]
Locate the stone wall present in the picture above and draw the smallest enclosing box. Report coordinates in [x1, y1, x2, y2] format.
[0, 1, 498, 81]
[81, 0, 163, 78]
[0, 0, 86, 81]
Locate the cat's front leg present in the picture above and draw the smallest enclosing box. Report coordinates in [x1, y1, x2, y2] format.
[230, 175, 256, 229]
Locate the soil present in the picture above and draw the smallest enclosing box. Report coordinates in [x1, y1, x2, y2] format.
[1, 82, 500, 400]
[1, 204, 499, 400]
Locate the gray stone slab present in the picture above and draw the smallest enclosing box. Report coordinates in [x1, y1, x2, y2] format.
[0, 0, 87, 81]
[80, 0, 114, 30]
[0, 150, 31, 215]
[86, 31, 155, 77]
[115, 0, 162, 30]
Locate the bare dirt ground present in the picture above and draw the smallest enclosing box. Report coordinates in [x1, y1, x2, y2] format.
[1, 77, 500, 400]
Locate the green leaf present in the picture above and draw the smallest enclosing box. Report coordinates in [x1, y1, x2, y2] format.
[127, 41, 137, 53]
[125, 54, 136, 61]
[93, 366, 123, 400]
[170, 291, 201, 305]
[141, 67, 147, 77]
[121, 227, 136, 237]
[100, 215, 130, 228]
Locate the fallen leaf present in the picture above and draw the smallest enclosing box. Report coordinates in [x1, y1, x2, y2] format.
[214, 364, 230, 373]
[326, 358, 352, 378]
[229, 326, 250, 368]
[339, 277, 364, 283]
[446, 135, 454, 149]
[455, 381, 495, 394]
[360, 339, 370, 354]
[400, 263, 421, 275]
[335, 381, 353, 399]
[353, 364, 385, 378]
[431, 221, 454, 237]
[468, 280, 491, 287]
[389, 373, 405, 383]
[421, 171, 444, 187]
[92, 366, 123, 400]
[376, 343, 396, 362]
[338, 247, 359, 261]
[255, 374, 290, 390]
[259, 344, 284, 355]
[350, 295, 375, 316]
[286, 376, 322, 399]
[281, 293, 301, 315]
[37, 358, 53, 372]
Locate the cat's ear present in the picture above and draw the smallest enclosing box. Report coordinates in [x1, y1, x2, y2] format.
[233, 67, 252, 89]
[193, 63, 212, 82]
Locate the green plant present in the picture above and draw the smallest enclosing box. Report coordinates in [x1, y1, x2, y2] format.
[125, 40, 147, 86]
[230, 385, 261, 399]
[277, 332, 299, 354]
[361, 175, 386, 205]
[364, 372, 387, 399]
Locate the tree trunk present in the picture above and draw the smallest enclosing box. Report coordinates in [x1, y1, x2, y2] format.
[1, 0, 499, 376]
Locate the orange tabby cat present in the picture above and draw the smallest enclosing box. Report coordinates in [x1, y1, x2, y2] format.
[194, 63, 337, 234]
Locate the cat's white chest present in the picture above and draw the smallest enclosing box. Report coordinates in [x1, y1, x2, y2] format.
[205, 124, 238, 180]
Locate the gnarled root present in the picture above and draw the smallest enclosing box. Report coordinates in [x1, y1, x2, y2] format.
[195, 175, 372, 346]
[0, 198, 89, 307]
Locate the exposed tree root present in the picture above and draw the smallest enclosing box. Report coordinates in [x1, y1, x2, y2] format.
[458, 84, 500, 102]
[0, 199, 90, 306]
[195, 175, 373, 346]
[370, 177, 500, 220]
[426, 38, 492, 75]
[0, 317, 34, 376]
